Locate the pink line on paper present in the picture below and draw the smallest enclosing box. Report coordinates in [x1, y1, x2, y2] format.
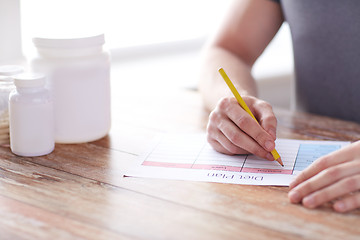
[241, 168, 292, 174]
[192, 164, 242, 172]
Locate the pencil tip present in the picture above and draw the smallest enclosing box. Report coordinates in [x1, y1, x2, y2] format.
[276, 157, 284, 167]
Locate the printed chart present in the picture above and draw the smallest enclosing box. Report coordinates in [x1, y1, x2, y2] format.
[125, 134, 349, 186]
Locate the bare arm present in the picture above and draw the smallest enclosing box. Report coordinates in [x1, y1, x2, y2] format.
[199, 0, 285, 160]
[199, 0, 284, 110]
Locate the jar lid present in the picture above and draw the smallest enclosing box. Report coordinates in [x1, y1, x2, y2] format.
[32, 34, 105, 49]
[13, 73, 46, 88]
[0, 65, 24, 76]
[0, 76, 14, 83]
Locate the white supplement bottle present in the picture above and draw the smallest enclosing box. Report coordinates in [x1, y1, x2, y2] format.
[9, 73, 54, 157]
[30, 34, 111, 143]
[0, 65, 24, 145]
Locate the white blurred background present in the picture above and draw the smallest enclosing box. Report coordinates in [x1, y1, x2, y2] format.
[0, 0, 294, 109]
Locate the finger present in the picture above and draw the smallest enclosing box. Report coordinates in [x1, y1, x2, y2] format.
[207, 106, 250, 155]
[224, 99, 276, 153]
[288, 160, 360, 203]
[207, 129, 248, 155]
[333, 192, 360, 213]
[208, 138, 234, 155]
[289, 143, 359, 189]
[252, 100, 277, 140]
[216, 117, 274, 161]
[208, 138, 245, 155]
[300, 175, 360, 209]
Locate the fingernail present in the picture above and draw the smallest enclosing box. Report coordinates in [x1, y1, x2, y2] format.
[334, 202, 346, 212]
[268, 128, 276, 139]
[289, 176, 299, 189]
[265, 141, 274, 151]
[288, 190, 301, 203]
[266, 153, 274, 161]
[289, 180, 296, 189]
[303, 196, 315, 208]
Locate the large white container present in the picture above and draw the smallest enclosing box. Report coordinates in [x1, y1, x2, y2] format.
[30, 34, 111, 143]
[9, 73, 54, 156]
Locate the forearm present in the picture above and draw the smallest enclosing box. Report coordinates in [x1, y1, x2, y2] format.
[198, 46, 257, 111]
[200, 0, 284, 160]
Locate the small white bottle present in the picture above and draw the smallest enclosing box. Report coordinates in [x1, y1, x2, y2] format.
[0, 65, 24, 145]
[9, 73, 54, 156]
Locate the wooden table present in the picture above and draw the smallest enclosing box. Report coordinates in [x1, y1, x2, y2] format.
[1, 62, 360, 240]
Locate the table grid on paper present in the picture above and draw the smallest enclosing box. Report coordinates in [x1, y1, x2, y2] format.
[142, 136, 342, 175]
[142, 135, 206, 169]
[291, 144, 341, 173]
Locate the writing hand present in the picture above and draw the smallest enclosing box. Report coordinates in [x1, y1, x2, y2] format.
[288, 141, 360, 212]
[206, 95, 277, 160]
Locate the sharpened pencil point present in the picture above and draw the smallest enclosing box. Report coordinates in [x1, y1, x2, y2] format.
[276, 157, 284, 167]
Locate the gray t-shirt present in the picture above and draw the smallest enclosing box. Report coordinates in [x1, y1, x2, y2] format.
[272, 0, 360, 122]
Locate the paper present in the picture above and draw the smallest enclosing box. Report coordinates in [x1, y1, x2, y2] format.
[125, 134, 349, 186]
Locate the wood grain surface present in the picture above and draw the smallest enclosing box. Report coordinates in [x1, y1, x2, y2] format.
[0, 62, 359, 240]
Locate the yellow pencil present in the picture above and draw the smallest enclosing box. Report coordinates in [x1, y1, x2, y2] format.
[218, 67, 284, 167]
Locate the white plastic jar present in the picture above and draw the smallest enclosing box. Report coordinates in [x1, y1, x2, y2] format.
[30, 34, 111, 143]
[9, 73, 54, 156]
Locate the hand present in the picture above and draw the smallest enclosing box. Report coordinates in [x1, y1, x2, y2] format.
[206, 95, 277, 160]
[288, 141, 360, 213]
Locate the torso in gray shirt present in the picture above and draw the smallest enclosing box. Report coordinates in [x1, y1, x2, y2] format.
[274, 0, 360, 122]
